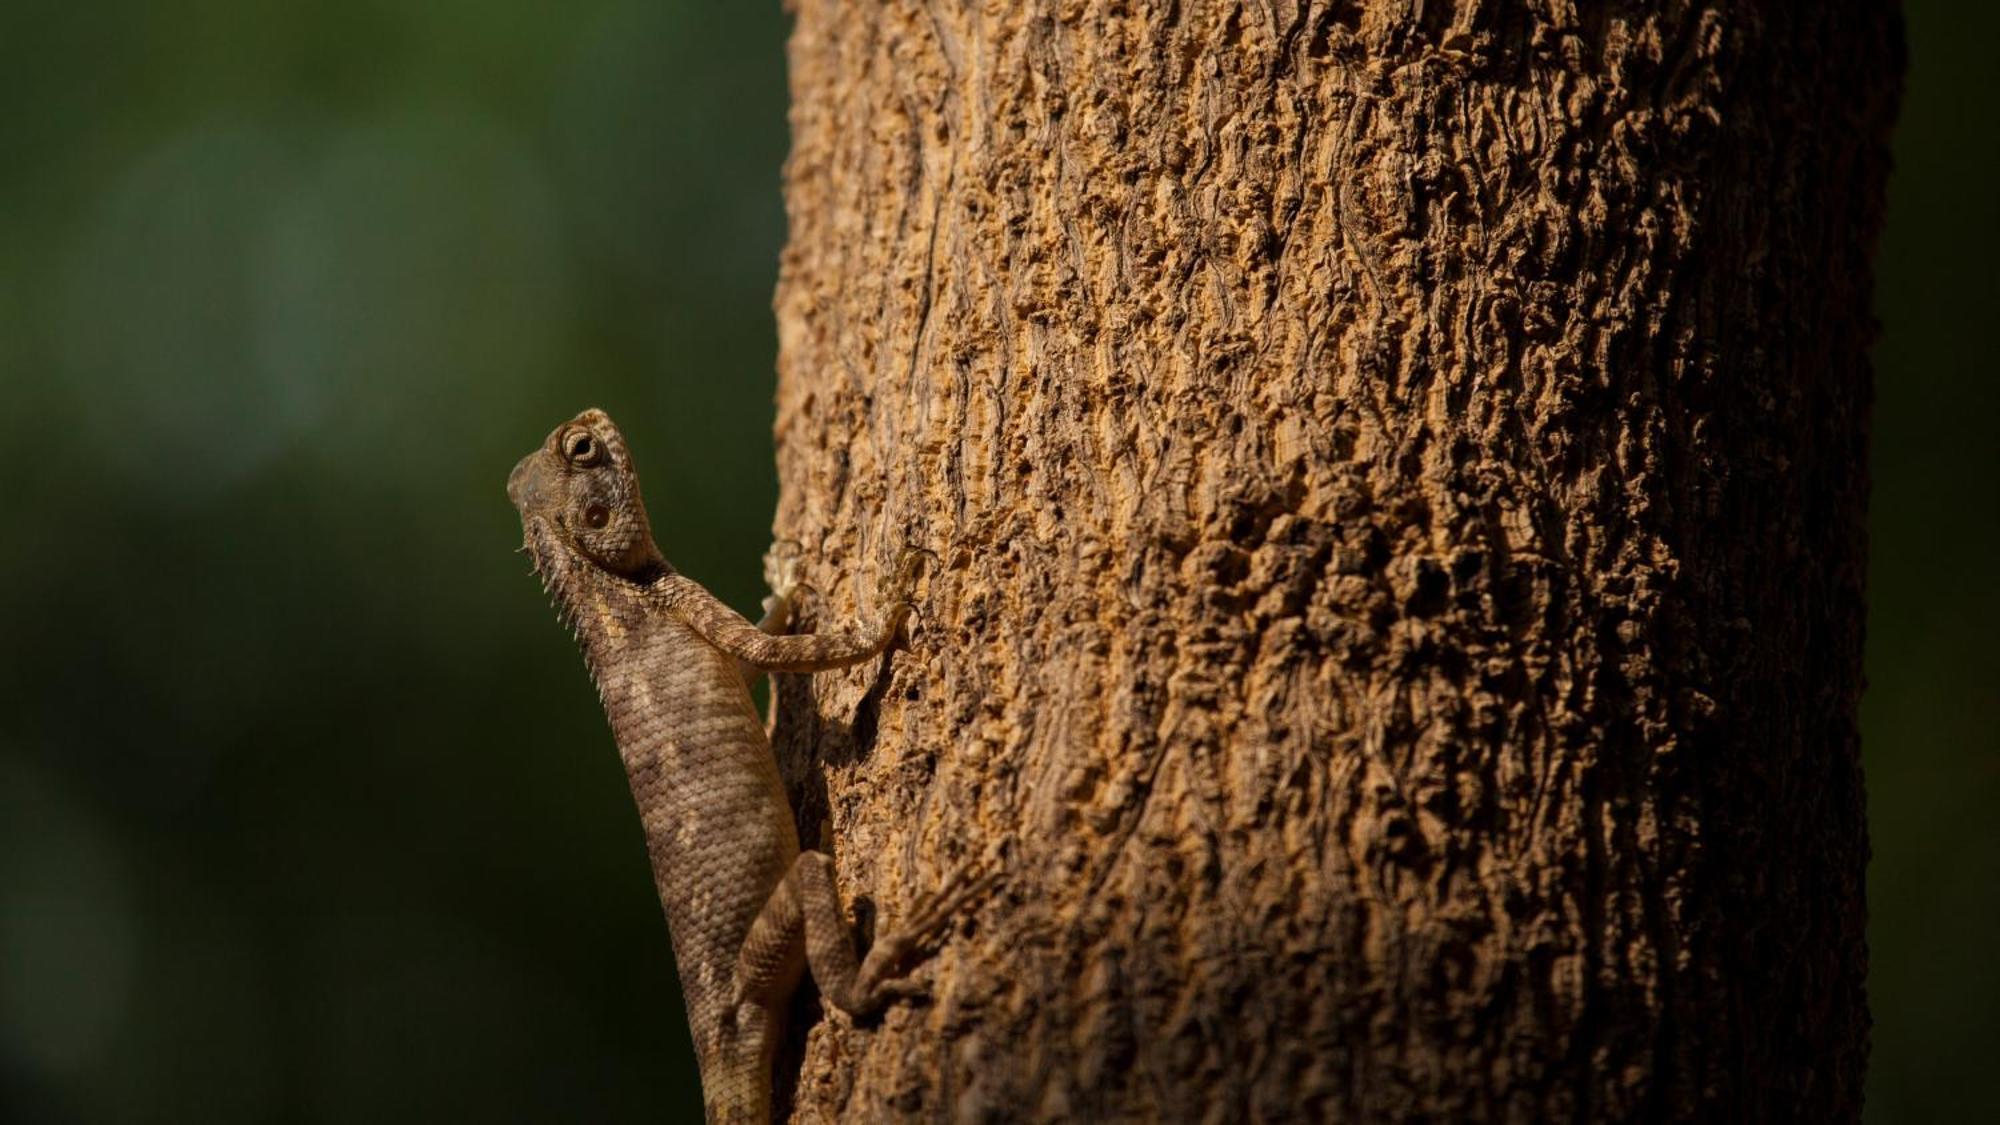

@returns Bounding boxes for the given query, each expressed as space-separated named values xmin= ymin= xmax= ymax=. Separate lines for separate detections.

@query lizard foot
xmin=886 ymin=545 xmax=937 ymax=604
xmin=850 ymin=856 xmax=1002 ymax=1008
xmin=758 ymin=539 xmax=819 ymax=630
xmin=878 ymin=546 xmax=937 ymax=640
xmin=762 ymin=538 xmax=809 ymax=602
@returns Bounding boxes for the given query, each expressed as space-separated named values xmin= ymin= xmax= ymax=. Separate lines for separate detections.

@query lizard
xmin=507 ymin=407 xmax=983 ymax=1123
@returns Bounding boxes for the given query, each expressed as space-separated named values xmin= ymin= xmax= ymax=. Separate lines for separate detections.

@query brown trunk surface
xmin=765 ymin=2 xmax=1899 ymax=1120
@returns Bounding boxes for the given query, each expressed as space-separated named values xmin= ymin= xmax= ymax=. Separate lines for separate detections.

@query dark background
xmin=0 ymin=3 xmax=1988 ymax=1122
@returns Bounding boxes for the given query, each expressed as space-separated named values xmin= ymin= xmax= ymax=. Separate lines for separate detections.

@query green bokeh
xmin=1 ymin=2 xmax=788 ymax=1120
xmin=0 ymin=4 xmax=1988 ymax=1122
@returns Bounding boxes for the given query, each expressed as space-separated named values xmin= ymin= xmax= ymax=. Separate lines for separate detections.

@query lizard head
xmin=508 ymin=408 xmax=669 ymax=594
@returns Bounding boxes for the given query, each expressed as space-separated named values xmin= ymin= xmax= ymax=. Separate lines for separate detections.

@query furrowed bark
xmin=767 ymin=2 xmax=1899 ymax=1120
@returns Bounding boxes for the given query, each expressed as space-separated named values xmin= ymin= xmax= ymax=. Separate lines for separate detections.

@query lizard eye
xmin=561 ymin=428 xmax=602 ymax=466
xmin=583 ymin=502 xmax=611 ymax=529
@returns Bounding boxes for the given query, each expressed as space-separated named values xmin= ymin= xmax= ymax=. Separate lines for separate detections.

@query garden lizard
xmin=508 ymin=408 xmax=981 ymax=1123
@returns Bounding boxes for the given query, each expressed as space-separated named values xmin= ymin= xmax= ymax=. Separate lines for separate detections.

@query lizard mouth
xmin=505 ymin=451 xmax=541 ymax=513
xmin=507 ymin=456 xmax=573 ymax=577
xmin=507 ymin=451 xmax=589 ymax=578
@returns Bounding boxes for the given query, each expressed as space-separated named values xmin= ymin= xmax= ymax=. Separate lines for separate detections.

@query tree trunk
xmin=766 ymin=2 xmax=1899 ymax=1120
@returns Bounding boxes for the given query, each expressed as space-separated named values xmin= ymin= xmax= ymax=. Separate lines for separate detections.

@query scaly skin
xmin=508 ymin=408 xmax=981 ymax=1123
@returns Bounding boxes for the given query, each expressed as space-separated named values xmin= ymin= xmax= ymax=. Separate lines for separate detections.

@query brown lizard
xmin=508 ymin=408 xmax=981 ymax=1123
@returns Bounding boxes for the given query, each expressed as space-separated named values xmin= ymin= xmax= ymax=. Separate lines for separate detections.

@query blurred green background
xmin=0 ymin=2 xmax=1988 ymax=1122
xmin=0 ymin=2 xmax=787 ymax=1120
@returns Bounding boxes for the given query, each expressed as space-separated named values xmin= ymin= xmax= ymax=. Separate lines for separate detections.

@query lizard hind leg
xmin=732 ymin=850 xmax=987 ymax=1019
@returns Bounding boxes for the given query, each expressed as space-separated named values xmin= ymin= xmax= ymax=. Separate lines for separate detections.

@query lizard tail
xmin=701 ymin=1053 xmax=773 ymax=1125
xmin=697 ymin=1005 xmax=781 ymax=1124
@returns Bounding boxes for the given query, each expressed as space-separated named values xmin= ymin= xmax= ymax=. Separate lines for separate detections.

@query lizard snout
xmin=507 ymin=452 xmax=542 ymax=513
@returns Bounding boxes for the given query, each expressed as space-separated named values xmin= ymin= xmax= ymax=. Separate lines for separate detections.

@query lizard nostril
xmin=584 ymin=503 xmax=610 ymax=529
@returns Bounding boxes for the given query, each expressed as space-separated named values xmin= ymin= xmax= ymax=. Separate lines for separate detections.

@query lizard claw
xmin=896 ymin=854 xmax=1002 ymax=953
xmin=871 ymin=975 xmax=933 ymax=1006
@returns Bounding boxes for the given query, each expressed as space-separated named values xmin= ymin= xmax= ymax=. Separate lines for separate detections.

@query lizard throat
xmin=520 ymin=517 xmax=668 ymax=685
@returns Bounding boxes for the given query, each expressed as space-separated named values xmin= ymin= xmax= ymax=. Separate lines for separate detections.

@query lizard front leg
xmin=730 ymin=852 xmax=991 ymax=1016
xmin=737 ymin=540 xmax=809 ymax=686
xmin=661 ymin=547 xmax=928 ymax=674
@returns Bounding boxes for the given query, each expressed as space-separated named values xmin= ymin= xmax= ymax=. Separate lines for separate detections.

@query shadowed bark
xmin=764 ymin=2 xmax=1900 ymax=1120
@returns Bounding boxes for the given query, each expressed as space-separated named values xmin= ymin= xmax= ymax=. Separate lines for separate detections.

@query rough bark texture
xmin=766 ymin=2 xmax=1899 ymax=1121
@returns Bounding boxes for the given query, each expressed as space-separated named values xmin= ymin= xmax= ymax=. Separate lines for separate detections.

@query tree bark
xmin=767 ymin=2 xmax=1898 ymax=1121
